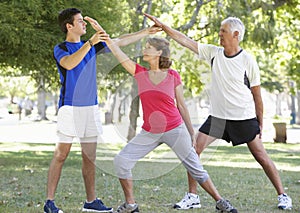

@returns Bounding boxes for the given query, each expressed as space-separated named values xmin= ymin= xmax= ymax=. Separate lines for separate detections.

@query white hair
xmin=221 ymin=17 xmax=245 ymax=42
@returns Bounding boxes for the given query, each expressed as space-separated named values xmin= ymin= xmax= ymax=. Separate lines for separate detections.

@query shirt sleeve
xmin=198 ymin=43 xmax=219 ymax=64
xmin=246 ymin=53 xmax=261 ymax=87
xmin=53 ymin=44 xmax=70 ymax=64
xmin=135 ymin=64 xmax=148 ymax=75
xmin=95 ymin=41 xmax=111 ymax=54
xmin=170 ymin=69 xmax=182 ymax=87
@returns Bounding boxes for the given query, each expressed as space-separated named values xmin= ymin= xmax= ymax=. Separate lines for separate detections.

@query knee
xmin=114 ymin=154 xmax=132 ymax=179
xmin=194 ymin=146 xmax=202 ymax=155
xmin=53 ymin=149 xmax=69 ymax=163
xmin=82 ymin=151 xmax=96 ymax=163
xmin=191 ymin=170 xmax=210 ymax=184
xmin=253 ymin=151 xmax=271 ymax=165
xmin=114 ymin=154 xmax=129 ymax=170
xmin=113 ymin=154 xmax=122 ymax=169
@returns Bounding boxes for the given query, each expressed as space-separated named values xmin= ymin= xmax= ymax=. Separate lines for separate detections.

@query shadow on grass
xmin=204 ymin=143 xmax=300 ymax=169
xmin=0 ymin=142 xmax=299 ymax=212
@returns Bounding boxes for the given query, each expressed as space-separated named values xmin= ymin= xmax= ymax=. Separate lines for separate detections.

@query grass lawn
xmin=0 ymin=141 xmax=299 ymax=213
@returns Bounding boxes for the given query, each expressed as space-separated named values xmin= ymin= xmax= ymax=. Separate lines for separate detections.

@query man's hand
xmin=84 ymin=16 xmax=105 ymax=32
xmin=144 ymin=13 xmax=164 ymax=28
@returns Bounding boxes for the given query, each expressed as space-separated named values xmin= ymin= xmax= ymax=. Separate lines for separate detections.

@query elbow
xmin=59 ymin=57 xmax=76 ymax=70
xmin=177 ymin=104 xmax=185 ymax=114
xmin=60 ymin=63 xmax=74 ymax=70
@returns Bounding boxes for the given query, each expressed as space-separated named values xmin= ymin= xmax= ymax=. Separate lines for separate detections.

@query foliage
xmin=1 ymin=0 xmax=298 ymax=94
xmin=0 ymin=76 xmax=36 ymax=102
xmin=0 ymin=0 xmax=128 ymax=92
xmin=0 ymin=0 xmax=299 ymax=124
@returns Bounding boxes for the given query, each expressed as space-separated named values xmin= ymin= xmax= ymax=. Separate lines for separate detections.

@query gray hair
xmin=221 ymin=17 xmax=245 ymax=42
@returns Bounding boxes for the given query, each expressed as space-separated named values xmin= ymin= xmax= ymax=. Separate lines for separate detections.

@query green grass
xmin=0 ymin=142 xmax=299 ymax=213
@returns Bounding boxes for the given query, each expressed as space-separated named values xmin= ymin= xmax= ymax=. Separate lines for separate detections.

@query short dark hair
xmin=58 ymin=8 xmax=81 ymax=34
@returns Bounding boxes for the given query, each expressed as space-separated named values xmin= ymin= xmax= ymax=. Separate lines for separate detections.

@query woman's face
xmin=142 ymin=42 xmax=161 ymax=62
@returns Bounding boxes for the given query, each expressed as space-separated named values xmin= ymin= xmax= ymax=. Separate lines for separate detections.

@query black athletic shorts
xmin=199 ymin=115 xmax=260 ymax=146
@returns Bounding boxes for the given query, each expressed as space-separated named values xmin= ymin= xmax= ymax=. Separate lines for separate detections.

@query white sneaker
xmin=173 ymin=192 xmax=201 ymax=210
xmin=278 ymin=193 xmax=292 ymax=210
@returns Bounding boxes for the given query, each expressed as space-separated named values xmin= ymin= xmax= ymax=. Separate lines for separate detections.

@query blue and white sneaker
xmin=82 ymin=198 xmax=113 ymax=212
xmin=278 ymin=193 xmax=292 ymax=210
xmin=44 ymin=200 xmax=63 ymax=213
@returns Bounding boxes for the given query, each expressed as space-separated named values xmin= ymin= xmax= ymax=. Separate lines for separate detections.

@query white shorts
xmin=57 ymin=105 xmax=103 ymax=143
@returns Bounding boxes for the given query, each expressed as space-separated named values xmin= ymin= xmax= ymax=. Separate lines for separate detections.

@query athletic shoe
xmin=278 ymin=193 xmax=292 ymax=210
xmin=216 ymin=199 xmax=238 ymax=213
xmin=173 ymin=192 xmax=201 ymax=210
xmin=44 ymin=200 xmax=63 ymax=213
xmin=82 ymin=198 xmax=113 ymax=212
xmin=115 ymin=202 xmax=139 ymax=213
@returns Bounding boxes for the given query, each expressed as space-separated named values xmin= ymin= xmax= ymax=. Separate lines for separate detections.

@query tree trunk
xmin=37 ymin=77 xmax=47 ymax=120
xmin=290 ymin=92 xmax=296 ymax=125
xmin=127 ymin=82 xmax=139 ymax=141
xmin=275 ymin=93 xmax=282 ymax=115
xmin=118 ymin=92 xmax=130 ymax=123
xmin=297 ymin=90 xmax=300 ymax=124
xmin=126 ymin=0 xmax=152 ymax=141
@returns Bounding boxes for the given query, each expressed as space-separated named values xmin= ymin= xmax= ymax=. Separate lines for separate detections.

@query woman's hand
xmin=191 ymin=133 xmax=197 ymax=148
xmin=146 ymin=25 xmax=163 ymax=34
xmin=89 ymin=31 xmax=110 ymax=46
xmin=84 ymin=16 xmax=105 ymax=32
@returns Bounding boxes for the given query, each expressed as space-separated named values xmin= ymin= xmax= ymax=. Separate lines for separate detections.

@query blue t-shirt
xmin=53 ymin=41 xmax=108 ymax=108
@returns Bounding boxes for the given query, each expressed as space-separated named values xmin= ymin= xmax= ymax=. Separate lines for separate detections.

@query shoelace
xmin=95 ymin=199 xmax=104 ymax=205
xmin=278 ymin=195 xmax=288 ymax=203
xmin=219 ymin=200 xmax=233 ymax=210
xmin=117 ymin=203 xmax=136 ymax=212
xmin=117 ymin=203 xmax=127 ymax=212
xmin=48 ymin=201 xmax=59 ymax=210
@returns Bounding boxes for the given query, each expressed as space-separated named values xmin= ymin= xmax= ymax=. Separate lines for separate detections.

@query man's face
xmin=218 ymin=23 xmax=234 ymax=47
xmin=69 ymin=13 xmax=87 ymax=35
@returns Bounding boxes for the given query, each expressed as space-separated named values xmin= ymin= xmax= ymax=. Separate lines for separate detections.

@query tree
xmin=1 ymin=0 xmax=298 ymax=130
xmin=0 ymin=0 xmax=128 ymax=119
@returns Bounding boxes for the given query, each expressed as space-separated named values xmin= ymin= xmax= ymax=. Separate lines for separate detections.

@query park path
xmin=0 ymin=107 xmax=299 ymax=144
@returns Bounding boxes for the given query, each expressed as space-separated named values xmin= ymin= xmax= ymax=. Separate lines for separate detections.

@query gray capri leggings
xmin=114 ymin=123 xmax=209 ymax=184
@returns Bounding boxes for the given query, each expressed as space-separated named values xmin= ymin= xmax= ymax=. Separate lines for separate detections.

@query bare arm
xmin=251 ymin=85 xmax=263 ymax=138
xmin=175 ymin=84 xmax=196 ymax=145
xmin=112 ymin=26 xmax=162 ymax=47
xmin=84 ymin=16 xmax=161 ymax=47
xmin=106 ymin=38 xmax=136 ymax=75
xmin=144 ymin=13 xmax=199 ymax=54
xmin=60 ymin=31 xmax=109 ymax=70
xmin=86 ymin=14 xmax=147 ymax=75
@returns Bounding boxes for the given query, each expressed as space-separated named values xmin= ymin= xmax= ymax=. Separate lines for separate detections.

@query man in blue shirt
xmin=44 ymin=8 xmax=161 ymax=213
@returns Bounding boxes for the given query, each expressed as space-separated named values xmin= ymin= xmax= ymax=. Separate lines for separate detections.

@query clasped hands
xmin=83 ymin=13 xmax=164 ymax=46
xmin=84 ymin=16 xmax=109 ymax=45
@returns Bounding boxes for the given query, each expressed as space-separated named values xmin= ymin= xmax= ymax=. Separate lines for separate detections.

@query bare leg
xmin=46 ymin=143 xmax=72 ymax=200
xmin=247 ymin=135 xmax=284 ymax=195
xmin=119 ymin=178 xmax=135 ymax=204
xmin=200 ymin=178 xmax=222 ymax=201
xmin=81 ymin=142 xmax=97 ymax=202
xmin=187 ymin=132 xmax=216 ymax=194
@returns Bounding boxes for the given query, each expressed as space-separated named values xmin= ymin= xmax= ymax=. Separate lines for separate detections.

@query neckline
xmin=147 ymin=70 xmax=169 ymax=86
xmin=223 ymin=49 xmax=243 ymax=58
